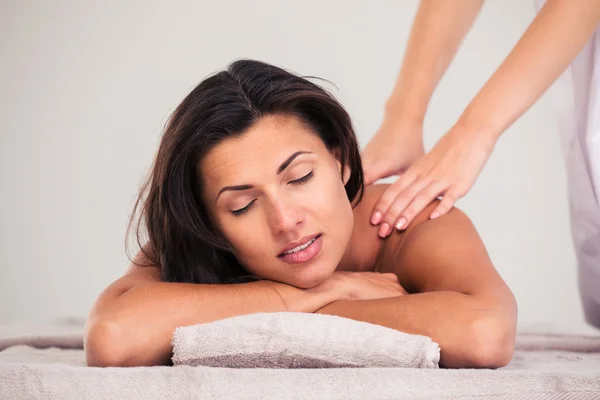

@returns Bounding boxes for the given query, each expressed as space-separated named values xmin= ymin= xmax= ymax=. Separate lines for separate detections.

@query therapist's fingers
xmin=389 ymin=181 xmax=449 ymax=233
xmin=379 ymin=272 xmax=400 ymax=283
xmin=375 ymin=178 xmax=431 ymax=238
xmin=429 ymin=189 xmax=460 ymax=220
xmin=370 ymin=170 xmax=419 ymax=226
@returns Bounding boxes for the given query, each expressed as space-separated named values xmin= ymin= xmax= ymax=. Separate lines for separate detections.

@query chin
xmin=293 ymin=279 xmax=323 ymax=290
xmin=291 ymin=262 xmax=337 ymax=289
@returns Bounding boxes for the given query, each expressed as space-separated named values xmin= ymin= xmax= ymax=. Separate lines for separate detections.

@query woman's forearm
xmin=459 ymin=0 xmax=600 ymax=140
xmin=386 ymin=0 xmax=484 ymax=123
xmin=85 ymin=278 xmax=339 ymax=367
xmin=315 ymin=291 xmax=517 ymax=368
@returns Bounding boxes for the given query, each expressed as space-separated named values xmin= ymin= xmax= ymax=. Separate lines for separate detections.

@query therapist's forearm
xmin=459 ymin=0 xmax=600 ymax=140
xmin=315 ymin=291 xmax=516 ymax=368
xmin=386 ymin=0 xmax=484 ymax=123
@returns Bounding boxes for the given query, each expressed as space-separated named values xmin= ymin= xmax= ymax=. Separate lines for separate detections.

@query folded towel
xmin=172 ymin=312 xmax=440 ymax=369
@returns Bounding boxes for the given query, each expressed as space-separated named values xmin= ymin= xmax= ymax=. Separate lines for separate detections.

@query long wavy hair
xmin=126 ymin=60 xmax=364 ymax=284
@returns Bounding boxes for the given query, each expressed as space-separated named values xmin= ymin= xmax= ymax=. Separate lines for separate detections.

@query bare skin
xmin=363 ymin=0 xmax=600 ymax=233
xmin=320 ymin=185 xmax=517 ymax=368
xmin=85 ymin=183 xmax=516 ymax=368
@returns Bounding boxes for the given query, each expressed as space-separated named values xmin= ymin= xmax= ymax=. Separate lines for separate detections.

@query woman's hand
xmin=369 ymin=123 xmax=496 ymax=237
xmin=361 ymin=117 xmax=425 ymax=186
xmin=313 ymin=271 xmax=408 ymax=301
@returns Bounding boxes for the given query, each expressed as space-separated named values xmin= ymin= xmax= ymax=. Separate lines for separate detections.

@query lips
xmin=278 ymin=234 xmax=323 ymax=264
xmin=278 ymin=233 xmax=322 ymax=257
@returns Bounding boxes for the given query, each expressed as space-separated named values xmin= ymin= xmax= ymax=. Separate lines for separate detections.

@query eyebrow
xmin=216 ymin=151 xmax=313 ymax=200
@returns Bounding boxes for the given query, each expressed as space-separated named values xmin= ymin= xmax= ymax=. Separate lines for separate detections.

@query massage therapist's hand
xmin=369 ymin=123 xmax=496 ymax=237
xmin=317 ymin=271 xmax=408 ymax=301
xmin=361 ymin=117 xmax=425 ymax=186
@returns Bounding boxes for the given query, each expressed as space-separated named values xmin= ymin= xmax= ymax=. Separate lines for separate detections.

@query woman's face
xmin=200 ymin=113 xmax=354 ymax=288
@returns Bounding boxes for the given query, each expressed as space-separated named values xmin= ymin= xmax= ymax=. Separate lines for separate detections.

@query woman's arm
xmin=460 ymin=0 xmax=600 ymax=139
xmin=384 ymin=0 xmax=484 ymax=123
xmin=369 ymin=0 xmax=600 ymax=233
xmin=361 ymin=0 xmax=483 ymax=186
xmin=316 ymin=201 xmax=517 ymax=368
xmin=85 ymin=252 xmax=344 ymax=367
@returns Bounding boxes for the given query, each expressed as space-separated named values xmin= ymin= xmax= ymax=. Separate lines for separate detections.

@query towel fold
xmin=172 ymin=312 xmax=440 ymax=369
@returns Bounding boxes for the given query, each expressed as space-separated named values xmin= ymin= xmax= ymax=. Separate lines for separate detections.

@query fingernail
xmin=371 ymin=211 xmax=382 ymax=225
xmin=395 ymin=218 xmax=406 ymax=230
xmin=430 ymin=212 xmax=440 ymax=219
xmin=378 ymin=223 xmax=391 ymax=238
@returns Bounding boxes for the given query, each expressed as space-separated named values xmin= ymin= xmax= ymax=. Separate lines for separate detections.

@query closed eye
xmin=289 ymin=171 xmax=314 ymax=185
xmin=231 ymin=171 xmax=314 ymax=217
xmin=231 ymin=199 xmax=256 ymax=216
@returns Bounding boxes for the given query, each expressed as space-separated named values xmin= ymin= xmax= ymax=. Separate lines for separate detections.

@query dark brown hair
xmin=127 ymin=59 xmax=364 ymax=284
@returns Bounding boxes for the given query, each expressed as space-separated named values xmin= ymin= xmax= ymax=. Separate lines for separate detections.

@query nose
xmin=267 ymin=194 xmax=305 ymax=235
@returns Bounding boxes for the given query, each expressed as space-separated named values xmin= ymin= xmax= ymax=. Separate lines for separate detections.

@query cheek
xmin=219 ymin=218 xmax=271 ymax=269
xmin=310 ymin=170 xmax=354 ymax=236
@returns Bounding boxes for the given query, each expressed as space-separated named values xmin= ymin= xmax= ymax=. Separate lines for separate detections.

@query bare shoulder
xmin=339 ymin=184 xmax=393 ymax=272
xmin=371 ymin=191 xmax=475 ymax=272
xmin=124 ymin=248 xmax=162 ymax=280
xmin=370 ymin=192 xmax=503 ymax=297
xmin=361 ymin=184 xmax=448 ymax=272
xmin=95 ymin=249 xmax=161 ymax=306
xmin=350 ymin=182 xmax=448 ymax=237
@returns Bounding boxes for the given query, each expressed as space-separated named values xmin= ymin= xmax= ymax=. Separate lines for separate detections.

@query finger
xmin=397 ymin=286 xmax=408 ymax=295
xmin=393 ymin=181 xmax=448 ymax=231
xmin=370 ymin=170 xmax=418 ymax=226
xmin=381 ymin=273 xmax=399 ymax=282
xmin=362 ymin=159 xmax=395 ymax=186
xmin=362 ymin=165 xmax=374 ymax=186
xmin=429 ymin=189 xmax=459 ymax=219
xmin=378 ymin=178 xmax=430 ymax=237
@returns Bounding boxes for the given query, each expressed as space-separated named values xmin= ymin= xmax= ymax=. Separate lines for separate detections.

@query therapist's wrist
xmin=456 ymin=106 xmax=504 ymax=146
xmin=383 ymin=97 xmax=427 ymax=128
xmin=451 ymin=116 xmax=499 ymax=155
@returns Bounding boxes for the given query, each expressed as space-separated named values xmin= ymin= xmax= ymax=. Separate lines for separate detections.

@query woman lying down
xmin=84 ymin=60 xmax=517 ymax=369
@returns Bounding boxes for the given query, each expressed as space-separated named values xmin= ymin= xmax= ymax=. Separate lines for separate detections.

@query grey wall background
xmin=1 ymin=0 xmax=595 ymax=333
